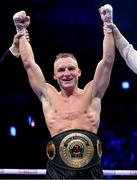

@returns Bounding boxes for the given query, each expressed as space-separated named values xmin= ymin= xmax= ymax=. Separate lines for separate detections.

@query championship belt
xmin=59 ymin=132 xmax=94 ymax=168
xmin=46 ymin=130 xmax=102 ymax=170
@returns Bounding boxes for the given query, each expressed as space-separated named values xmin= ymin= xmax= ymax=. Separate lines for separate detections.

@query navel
xmin=54 ymin=109 xmax=58 ymax=113
xmin=84 ymin=110 xmax=87 ymax=114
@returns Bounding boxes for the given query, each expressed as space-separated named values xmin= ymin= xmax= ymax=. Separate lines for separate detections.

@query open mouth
xmin=62 ymin=78 xmax=73 ymax=82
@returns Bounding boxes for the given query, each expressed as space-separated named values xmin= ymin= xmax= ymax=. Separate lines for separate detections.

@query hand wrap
xmin=13 ymin=11 xmax=30 ymax=32
xmin=99 ymin=4 xmax=113 ymax=33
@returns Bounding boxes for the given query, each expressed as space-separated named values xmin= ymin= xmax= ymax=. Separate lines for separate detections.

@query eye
xmin=58 ymin=68 xmax=65 ymax=72
xmin=68 ymin=67 xmax=76 ymax=71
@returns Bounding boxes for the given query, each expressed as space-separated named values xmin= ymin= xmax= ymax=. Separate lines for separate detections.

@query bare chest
xmin=43 ymin=95 xmax=100 ymax=136
xmin=54 ymin=96 xmax=87 ymax=114
xmin=46 ymin=96 xmax=99 ymax=124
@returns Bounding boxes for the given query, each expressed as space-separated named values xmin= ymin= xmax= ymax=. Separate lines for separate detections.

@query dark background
xmin=0 ymin=0 xmax=137 ymax=179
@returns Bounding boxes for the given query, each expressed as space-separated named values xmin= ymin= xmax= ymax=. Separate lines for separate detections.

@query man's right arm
xmin=112 ymin=23 xmax=137 ymax=74
xmin=13 ymin=10 xmax=54 ymax=102
xmin=19 ymin=34 xmax=51 ymax=102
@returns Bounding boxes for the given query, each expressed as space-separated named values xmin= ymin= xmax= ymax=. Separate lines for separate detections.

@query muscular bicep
xmin=25 ymin=61 xmax=47 ymax=100
xmin=19 ymin=36 xmax=52 ymax=101
xmin=92 ymin=59 xmax=113 ymax=98
xmin=91 ymin=31 xmax=114 ymax=98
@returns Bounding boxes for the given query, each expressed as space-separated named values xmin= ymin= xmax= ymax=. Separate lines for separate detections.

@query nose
xmin=64 ymin=68 xmax=71 ymax=76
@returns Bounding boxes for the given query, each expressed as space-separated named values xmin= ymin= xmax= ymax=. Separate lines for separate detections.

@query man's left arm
xmin=92 ymin=4 xmax=115 ymax=99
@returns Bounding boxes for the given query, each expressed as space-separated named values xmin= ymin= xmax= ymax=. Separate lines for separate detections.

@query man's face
xmin=54 ymin=57 xmax=81 ymax=90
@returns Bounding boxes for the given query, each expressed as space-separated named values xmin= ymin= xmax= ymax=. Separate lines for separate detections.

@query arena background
xmin=0 ymin=0 xmax=137 ymax=179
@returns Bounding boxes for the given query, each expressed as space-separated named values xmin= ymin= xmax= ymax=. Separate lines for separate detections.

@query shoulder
xmin=83 ymin=80 xmax=94 ymax=91
xmin=46 ymin=83 xmax=59 ymax=93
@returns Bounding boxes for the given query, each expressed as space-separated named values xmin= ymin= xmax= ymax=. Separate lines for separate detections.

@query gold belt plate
xmin=59 ymin=132 xmax=94 ymax=168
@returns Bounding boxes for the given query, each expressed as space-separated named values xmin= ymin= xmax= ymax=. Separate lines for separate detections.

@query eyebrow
xmin=57 ymin=65 xmax=76 ymax=71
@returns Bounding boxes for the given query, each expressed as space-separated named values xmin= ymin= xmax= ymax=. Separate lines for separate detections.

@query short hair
xmin=54 ymin=52 xmax=77 ymax=63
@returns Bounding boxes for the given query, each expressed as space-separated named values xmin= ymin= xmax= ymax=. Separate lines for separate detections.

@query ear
xmin=78 ymin=69 xmax=81 ymax=77
xmin=53 ymin=74 xmax=57 ymax=80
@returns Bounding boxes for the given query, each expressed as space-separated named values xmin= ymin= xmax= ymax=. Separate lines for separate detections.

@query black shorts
xmin=45 ymin=160 xmax=103 ymax=179
xmin=46 ymin=129 xmax=103 ymax=179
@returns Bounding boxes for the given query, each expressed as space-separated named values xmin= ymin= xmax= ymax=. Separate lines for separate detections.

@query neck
xmin=60 ymin=87 xmax=80 ymax=97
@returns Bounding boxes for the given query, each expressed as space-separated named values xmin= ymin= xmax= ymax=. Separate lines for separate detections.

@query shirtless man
xmin=12 ymin=4 xmax=115 ymax=179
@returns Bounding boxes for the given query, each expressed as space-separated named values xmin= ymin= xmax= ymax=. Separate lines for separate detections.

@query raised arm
xmin=12 ymin=10 xmax=52 ymax=101
xmin=92 ymin=4 xmax=115 ymax=99
xmin=19 ymin=35 xmax=47 ymax=100
xmin=108 ymin=23 xmax=137 ymax=74
xmin=92 ymin=29 xmax=115 ymax=98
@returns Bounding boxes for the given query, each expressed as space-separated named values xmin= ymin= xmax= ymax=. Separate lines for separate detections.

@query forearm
xmin=19 ymin=36 xmax=35 ymax=67
xmin=103 ymin=32 xmax=115 ymax=64
xmin=92 ymin=32 xmax=115 ymax=98
xmin=114 ymin=28 xmax=137 ymax=73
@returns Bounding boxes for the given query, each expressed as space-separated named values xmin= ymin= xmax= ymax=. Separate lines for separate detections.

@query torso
xmin=41 ymin=85 xmax=101 ymax=137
